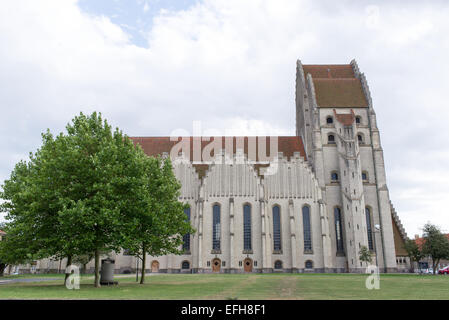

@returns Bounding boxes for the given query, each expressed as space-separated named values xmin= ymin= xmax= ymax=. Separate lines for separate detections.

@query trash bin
xmin=100 ymin=258 xmax=118 ymax=285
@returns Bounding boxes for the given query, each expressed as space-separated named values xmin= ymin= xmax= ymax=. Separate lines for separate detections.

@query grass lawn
xmin=0 ymin=273 xmax=448 ymax=300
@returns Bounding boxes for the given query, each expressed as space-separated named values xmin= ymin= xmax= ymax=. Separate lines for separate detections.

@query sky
xmin=0 ymin=0 xmax=448 ymax=237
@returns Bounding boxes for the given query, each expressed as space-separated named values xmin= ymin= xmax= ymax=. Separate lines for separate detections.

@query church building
xmin=120 ymin=59 xmax=408 ymax=274
xmin=15 ymin=60 xmax=410 ymax=274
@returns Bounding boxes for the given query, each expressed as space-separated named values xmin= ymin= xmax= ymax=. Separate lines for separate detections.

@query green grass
xmin=0 ymin=273 xmax=448 ymax=300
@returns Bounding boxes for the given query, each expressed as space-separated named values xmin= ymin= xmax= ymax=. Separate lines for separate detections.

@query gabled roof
xmin=0 ymin=230 xmax=6 ymax=235
xmin=302 ymin=64 xmax=368 ymax=108
xmin=130 ymin=136 xmax=307 ymax=162
xmin=303 ymin=64 xmax=355 ymax=79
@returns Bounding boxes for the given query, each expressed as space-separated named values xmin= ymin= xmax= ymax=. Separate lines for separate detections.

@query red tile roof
xmin=415 ymin=233 xmax=449 ymax=248
xmin=130 ymin=136 xmax=306 ymax=162
xmin=303 ymin=64 xmax=355 ymax=79
xmin=415 ymin=234 xmax=449 ymax=249
xmin=302 ymin=64 xmax=368 ymax=108
xmin=333 ymin=109 xmax=356 ymax=126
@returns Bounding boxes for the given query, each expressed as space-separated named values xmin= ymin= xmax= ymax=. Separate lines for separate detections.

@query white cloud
xmin=0 ymin=0 xmax=449 ymax=236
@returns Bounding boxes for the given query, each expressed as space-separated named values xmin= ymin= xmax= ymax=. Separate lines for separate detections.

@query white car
xmin=420 ymin=268 xmax=434 ymax=274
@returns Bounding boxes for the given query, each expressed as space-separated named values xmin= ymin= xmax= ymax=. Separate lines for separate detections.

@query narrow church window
xmin=328 ymin=134 xmax=335 ymax=144
xmin=365 ymin=207 xmax=374 ymax=251
xmin=212 ymin=204 xmax=221 ymax=251
xmin=362 ymin=171 xmax=368 ymax=182
xmin=243 ymin=204 xmax=252 ymax=251
xmin=334 ymin=207 xmax=344 ymax=254
xmin=356 ymin=116 xmax=361 ymax=124
xmin=331 ymin=172 xmax=339 ymax=182
xmin=182 ymin=207 xmax=191 ymax=252
xmin=303 ymin=206 xmax=312 ymax=252
xmin=326 ymin=116 xmax=333 ymax=124
xmin=358 ymin=134 xmax=363 ymax=143
xmin=273 ymin=205 xmax=282 ymax=252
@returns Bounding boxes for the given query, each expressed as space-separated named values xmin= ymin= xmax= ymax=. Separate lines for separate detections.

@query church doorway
xmin=212 ymin=258 xmax=221 ymax=273
xmin=244 ymin=258 xmax=253 ymax=272
xmin=151 ymin=260 xmax=159 ymax=273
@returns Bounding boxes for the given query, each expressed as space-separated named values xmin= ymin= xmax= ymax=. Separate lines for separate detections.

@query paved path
xmin=0 ymin=278 xmax=59 ymax=284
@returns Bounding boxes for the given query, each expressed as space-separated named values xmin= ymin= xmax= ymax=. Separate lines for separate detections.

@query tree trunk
xmin=94 ymin=248 xmax=101 ymax=288
xmin=140 ymin=243 xmax=146 ymax=284
xmin=64 ymin=255 xmax=72 ymax=284
xmin=0 ymin=263 xmax=6 ymax=277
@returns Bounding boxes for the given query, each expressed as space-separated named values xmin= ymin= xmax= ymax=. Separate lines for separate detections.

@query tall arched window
xmin=212 ymin=204 xmax=221 ymax=251
xmin=328 ymin=134 xmax=336 ymax=144
xmin=365 ymin=207 xmax=374 ymax=251
xmin=182 ymin=207 xmax=191 ymax=252
xmin=272 ymin=205 xmax=282 ymax=252
xmin=334 ymin=207 xmax=344 ymax=254
xmin=302 ymin=206 xmax=312 ymax=253
xmin=243 ymin=204 xmax=252 ymax=251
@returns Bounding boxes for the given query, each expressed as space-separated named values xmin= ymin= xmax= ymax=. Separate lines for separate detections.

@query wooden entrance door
xmin=244 ymin=258 xmax=253 ymax=272
xmin=151 ymin=260 xmax=159 ymax=273
xmin=212 ymin=258 xmax=221 ymax=272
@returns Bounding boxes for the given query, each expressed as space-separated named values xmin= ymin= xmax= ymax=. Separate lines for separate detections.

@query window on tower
xmin=328 ymin=134 xmax=336 ymax=144
xmin=357 ymin=134 xmax=364 ymax=144
xmin=326 ymin=116 xmax=333 ymax=124
xmin=331 ymin=172 xmax=339 ymax=182
xmin=362 ymin=171 xmax=368 ymax=182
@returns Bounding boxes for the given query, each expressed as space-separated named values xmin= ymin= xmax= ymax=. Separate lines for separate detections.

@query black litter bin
xmin=100 ymin=258 xmax=118 ymax=285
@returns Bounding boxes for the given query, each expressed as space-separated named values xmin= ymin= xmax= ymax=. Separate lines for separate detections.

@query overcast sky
xmin=1 ymin=0 xmax=448 ymax=237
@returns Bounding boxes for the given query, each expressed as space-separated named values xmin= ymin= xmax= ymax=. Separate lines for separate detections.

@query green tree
xmin=72 ymin=253 xmax=95 ymax=274
xmin=123 ymin=156 xmax=195 ymax=284
xmin=0 ymin=224 xmax=36 ymax=276
xmin=404 ymin=239 xmax=424 ymax=273
xmin=422 ymin=223 xmax=449 ymax=274
xmin=1 ymin=112 xmax=151 ymax=287
xmin=359 ymin=245 xmax=373 ymax=266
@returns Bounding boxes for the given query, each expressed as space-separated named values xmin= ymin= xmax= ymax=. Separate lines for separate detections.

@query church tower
xmin=295 ymin=59 xmax=398 ymax=272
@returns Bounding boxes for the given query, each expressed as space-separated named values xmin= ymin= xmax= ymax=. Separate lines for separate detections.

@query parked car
xmin=419 ymin=268 xmax=434 ymax=274
xmin=438 ymin=266 xmax=449 ymax=275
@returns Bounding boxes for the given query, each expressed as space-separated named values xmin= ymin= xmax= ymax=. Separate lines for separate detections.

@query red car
xmin=438 ymin=266 xmax=449 ymax=274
